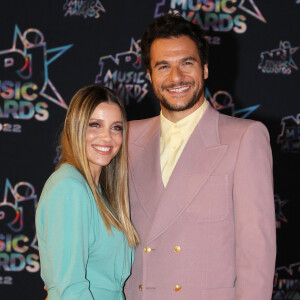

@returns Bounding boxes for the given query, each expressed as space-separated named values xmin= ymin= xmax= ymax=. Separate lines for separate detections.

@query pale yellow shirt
xmin=160 ymin=100 xmax=208 ymax=187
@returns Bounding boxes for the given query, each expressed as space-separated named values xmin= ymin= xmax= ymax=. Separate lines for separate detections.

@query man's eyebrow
xmin=153 ymin=56 xmax=198 ymax=68
xmin=153 ymin=60 xmax=169 ymax=68
xmin=181 ymin=56 xmax=197 ymax=62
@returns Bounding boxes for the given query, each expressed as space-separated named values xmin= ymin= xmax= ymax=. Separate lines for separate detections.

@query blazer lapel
xmin=129 ymin=117 xmax=165 ymax=219
xmin=146 ymin=105 xmax=228 ymax=243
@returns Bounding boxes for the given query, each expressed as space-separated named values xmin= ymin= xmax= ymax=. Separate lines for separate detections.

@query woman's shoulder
xmin=46 ymin=164 xmax=85 ymax=187
xmin=36 ymin=164 xmax=96 ymax=243
xmin=40 ymin=164 xmax=92 ymax=204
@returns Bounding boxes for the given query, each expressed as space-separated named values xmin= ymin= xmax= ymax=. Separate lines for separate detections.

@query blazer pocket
xmin=186 ymin=175 xmax=230 ymax=222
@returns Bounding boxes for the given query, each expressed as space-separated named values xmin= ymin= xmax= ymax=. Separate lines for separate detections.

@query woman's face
xmin=86 ymin=102 xmax=123 ymax=179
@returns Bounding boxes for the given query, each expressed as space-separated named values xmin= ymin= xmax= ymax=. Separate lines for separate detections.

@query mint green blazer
xmin=36 ymin=163 xmax=134 ymax=300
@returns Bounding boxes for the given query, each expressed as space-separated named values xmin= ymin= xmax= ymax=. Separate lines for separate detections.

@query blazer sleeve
xmin=233 ymin=121 xmax=276 ymax=300
xmin=41 ymin=177 xmax=94 ymax=300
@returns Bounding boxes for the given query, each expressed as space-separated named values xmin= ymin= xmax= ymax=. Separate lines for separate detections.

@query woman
xmin=35 ymin=84 xmax=139 ymax=300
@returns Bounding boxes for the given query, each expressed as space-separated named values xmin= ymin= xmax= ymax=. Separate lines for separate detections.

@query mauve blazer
xmin=125 ymin=105 xmax=276 ymax=300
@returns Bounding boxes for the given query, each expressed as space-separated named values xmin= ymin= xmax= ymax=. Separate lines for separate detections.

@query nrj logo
xmin=0 ymin=179 xmax=39 ymax=273
xmin=258 ymin=41 xmax=299 ymax=75
xmin=63 ymin=0 xmax=106 ymax=19
xmin=273 ymin=262 xmax=300 ymax=299
xmin=205 ymin=87 xmax=259 ymax=118
xmin=0 ymin=25 xmax=72 ymax=122
xmin=95 ymin=38 xmax=149 ymax=105
xmin=274 ymin=194 xmax=288 ymax=229
xmin=154 ymin=0 xmax=266 ymax=34
xmin=277 ymin=113 xmax=300 ymax=153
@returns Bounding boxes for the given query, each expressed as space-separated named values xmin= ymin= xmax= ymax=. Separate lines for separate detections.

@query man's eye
xmin=158 ymin=65 xmax=168 ymax=70
xmin=183 ymin=61 xmax=193 ymax=65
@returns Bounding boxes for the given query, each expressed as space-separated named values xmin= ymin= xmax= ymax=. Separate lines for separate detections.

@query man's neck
xmin=161 ymin=98 xmax=205 ymax=123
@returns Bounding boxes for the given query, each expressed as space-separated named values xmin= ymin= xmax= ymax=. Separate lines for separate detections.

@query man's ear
xmin=204 ymin=64 xmax=208 ymax=80
xmin=147 ymin=70 xmax=152 ymax=83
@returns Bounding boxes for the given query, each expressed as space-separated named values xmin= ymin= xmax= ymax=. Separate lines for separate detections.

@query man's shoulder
xmin=218 ymin=111 xmax=254 ymax=126
xmin=218 ymin=110 xmax=265 ymax=130
xmin=128 ymin=116 xmax=160 ymax=140
xmin=217 ymin=112 xmax=269 ymax=142
xmin=129 ymin=115 xmax=159 ymax=128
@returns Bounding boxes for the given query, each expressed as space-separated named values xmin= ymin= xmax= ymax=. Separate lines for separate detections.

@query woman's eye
xmin=112 ymin=125 xmax=123 ymax=131
xmin=89 ymin=122 xmax=100 ymax=128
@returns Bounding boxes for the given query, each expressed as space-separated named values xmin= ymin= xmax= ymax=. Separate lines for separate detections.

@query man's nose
xmin=169 ymin=66 xmax=183 ymax=83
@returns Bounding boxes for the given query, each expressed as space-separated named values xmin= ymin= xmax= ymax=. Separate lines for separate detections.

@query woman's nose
xmin=100 ymin=128 xmax=112 ymax=141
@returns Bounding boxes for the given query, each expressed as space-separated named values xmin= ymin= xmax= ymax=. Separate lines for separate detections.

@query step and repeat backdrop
xmin=0 ymin=1 xmax=299 ymax=299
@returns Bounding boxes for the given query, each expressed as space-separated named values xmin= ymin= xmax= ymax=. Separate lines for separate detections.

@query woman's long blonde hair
xmin=57 ymin=84 xmax=139 ymax=247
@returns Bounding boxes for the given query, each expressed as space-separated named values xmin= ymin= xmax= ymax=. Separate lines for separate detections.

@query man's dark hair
xmin=141 ymin=13 xmax=209 ymax=73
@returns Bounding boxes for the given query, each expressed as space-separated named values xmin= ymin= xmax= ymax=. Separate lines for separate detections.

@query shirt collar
xmin=160 ymin=100 xmax=208 ymax=139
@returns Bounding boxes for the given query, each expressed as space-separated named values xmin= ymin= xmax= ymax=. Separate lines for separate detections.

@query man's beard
xmin=154 ymin=80 xmax=204 ymax=112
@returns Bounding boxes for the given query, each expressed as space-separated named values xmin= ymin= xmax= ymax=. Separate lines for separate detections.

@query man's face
xmin=147 ymin=35 xmax=208 ymax=121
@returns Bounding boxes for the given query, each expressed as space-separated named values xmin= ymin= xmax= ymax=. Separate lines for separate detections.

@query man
xmin=125 ymin=14 xmax=276 ymax=300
